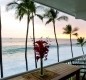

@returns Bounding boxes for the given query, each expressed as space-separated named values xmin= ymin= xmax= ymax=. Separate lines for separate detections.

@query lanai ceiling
xmin=33 ymin=0 xmax=86 ymax=20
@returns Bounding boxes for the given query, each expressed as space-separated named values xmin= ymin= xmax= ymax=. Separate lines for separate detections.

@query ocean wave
xmin=2 ymin=44 xmax=86 ymax=54
xmin=2 ymin=46 xmax=33 ymax=54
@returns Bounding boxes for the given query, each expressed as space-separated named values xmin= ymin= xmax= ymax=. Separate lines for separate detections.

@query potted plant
xmin=34 ymin=40 xmax=49 ymax=76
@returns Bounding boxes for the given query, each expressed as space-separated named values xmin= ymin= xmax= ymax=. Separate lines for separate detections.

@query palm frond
xmin=63 ymin=31 xmax=70 ymax=34
xmin=63 ymin=27 xmax=69 ymax=31
xmin=50 ymin=9 xmax=57 ymax=19
xmin=15 ymin=4 xmax=28 ymax=20
xmin=44 ymin=8 xmax=57 ymax=19
xmin=16 ymin=11 xmax=24 ymax=20
xmin=46 ymin=18 xmax=52 ymax=25
xmin=73 ymin=33 xmax=78 ymax=36
xmin=6 ymin=0 xmax=37 ymax=21
xmin=57 ymin=16 xmax=68 ymax=21
xmin=63 ymin=24 xmax=72 ymax=34
xmin=6 ymin=1 xmax=18 ymax=11
xmin=72 ymin=27 xmax=79 ymax=33
xmin=77 ymin=37 xmax=84 ymax=45
xmin=29 ymin=1 xmax=36 ymax=13
xmin=36 ymin=14 xmax=43 ymax=21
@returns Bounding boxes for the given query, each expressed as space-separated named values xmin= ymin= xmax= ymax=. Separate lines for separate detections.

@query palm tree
xmin=6 ymin=0 xmax=43 ymax=69
xmin=6 ymin=0 xmax=33 ymax=71
xmin=63 ymin=24 xmax=78 ymax=57
xmin=44 ymin=8 xmax=68 ymax=62
xmin=0 ymin=7 xmax=3 ymax=78
xmin=77 ymin=37 xmax=86 ymax=55
xmin=28 ymin=1 xmax=43 ymax=68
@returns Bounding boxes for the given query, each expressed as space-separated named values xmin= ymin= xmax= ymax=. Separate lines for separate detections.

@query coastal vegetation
xmin=28 ymin=1 xmax=43 ymax=68
xmin=44 ymin=8 xmax=68 ymax=62
xmin=6 ymin=0 xmax=43 ymax=70
xmin=5 ymin=0 xmax=86 ymax=76
xmin=63 ymin=24 xmax=78 ymax=57
xmin=6 ymin=0 xmax=35 ymax=71
xmin=77 ymin=37 xmax=86 ymax=54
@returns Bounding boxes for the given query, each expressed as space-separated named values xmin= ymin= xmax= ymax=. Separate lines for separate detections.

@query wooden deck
xmin=2 ymin=63 xmax=80 ymax=80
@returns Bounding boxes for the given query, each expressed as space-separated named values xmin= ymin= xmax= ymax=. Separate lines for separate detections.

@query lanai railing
xmin=46 ymin=54 xmax=86 ymax=75
xmin=0 ymin=54 xmax=86 ymax=79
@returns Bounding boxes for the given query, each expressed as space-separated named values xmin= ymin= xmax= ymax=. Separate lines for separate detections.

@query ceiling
xmin=33 ymin=0 xmax=86 ymax=20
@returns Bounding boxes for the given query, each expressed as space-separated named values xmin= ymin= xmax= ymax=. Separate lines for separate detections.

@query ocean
xmin=1 ymin=38 xmax=86 ymax=77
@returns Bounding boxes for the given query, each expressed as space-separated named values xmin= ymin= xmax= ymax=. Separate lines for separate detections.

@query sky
xmin=0 ymin=0 xmax=86 ymax=39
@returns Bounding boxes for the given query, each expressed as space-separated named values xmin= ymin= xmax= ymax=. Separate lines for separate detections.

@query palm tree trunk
xmin=32 ymin=13 xmax=37 ymax=68
xmin=0 ymin=7 xmax=3 ymax=78
xmin=70 ymin=34 xmax=73 ymax=58
xmin=25 ymin=15 xmax=30 ymax=71
xmin=53 ymin=20 xmax=59 ymax=62
xmin=81 ymin=45 xmax=84 ymax=55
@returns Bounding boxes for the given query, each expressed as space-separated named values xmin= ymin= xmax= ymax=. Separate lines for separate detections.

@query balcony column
xmin=0 ymin=7 xmax=3 ymax=78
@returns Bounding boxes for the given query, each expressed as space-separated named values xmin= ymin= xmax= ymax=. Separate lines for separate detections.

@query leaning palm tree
xmin=44 ymin=8 xmax=68 ymax=62
xmin=6 ymin=0 xmax=43 ymax=69
xmin=77 ymin=37 xmax=86 ymax=55
xmin=6 ymin=0 xmax=33 ymax=71
xmin=63 ymin=24 xmax=78 ymax=58
xmin=29 ymin=1 xmax=43 ymax=68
